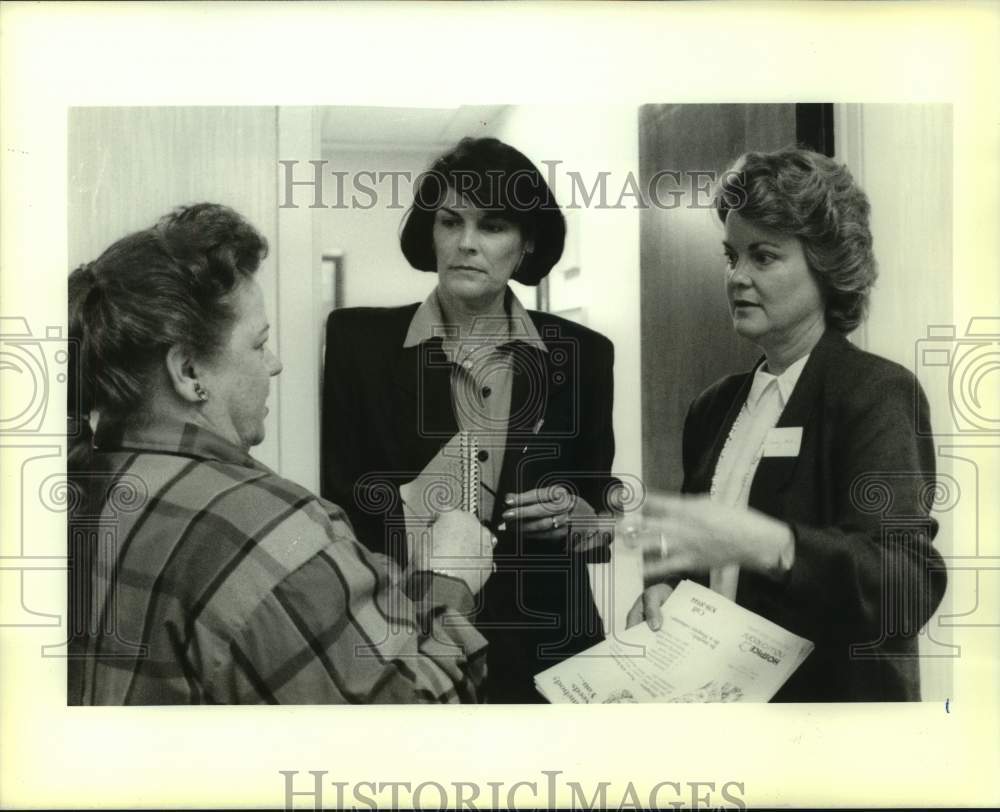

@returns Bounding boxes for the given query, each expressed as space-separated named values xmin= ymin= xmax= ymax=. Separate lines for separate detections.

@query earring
xmin=193 ymin=381 xmax=209 ymax=402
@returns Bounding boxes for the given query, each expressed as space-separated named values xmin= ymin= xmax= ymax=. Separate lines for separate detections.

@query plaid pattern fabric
xmin=73 ymin=420 xmax=486 ymax=704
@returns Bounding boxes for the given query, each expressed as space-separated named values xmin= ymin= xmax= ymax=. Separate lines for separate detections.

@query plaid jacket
xmin=71 ymin=420 xmax=487 ymax=704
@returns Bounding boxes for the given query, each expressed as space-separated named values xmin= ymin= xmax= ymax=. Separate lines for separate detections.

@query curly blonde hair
xmin=714 ymin=146 xmax=877 ymax=333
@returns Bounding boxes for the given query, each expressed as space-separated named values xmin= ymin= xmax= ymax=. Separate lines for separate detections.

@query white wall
xmin=317 ymin=146 xmax=439 ymax=310
xmin=837 ymin=104 xmax=954 ymax=366
xmin=836 ymin=103 xmax=955 ymax=700
xmin=276 ymin=108 xmax=323 ymax=493
xmin=485 ymin=106 xmax=643 ymax=484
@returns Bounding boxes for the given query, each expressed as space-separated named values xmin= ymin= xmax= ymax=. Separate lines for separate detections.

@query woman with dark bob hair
xmin=628 ymin=147 xmax=947 ymax=701
xmin=322 ymin=137 xmax=620 ymax=703
xmin=68 ymin=202 xmax=494 ymax=704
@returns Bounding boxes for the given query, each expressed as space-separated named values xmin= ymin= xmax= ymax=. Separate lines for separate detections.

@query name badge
xmin=763 ymin=427 xmax=802 ymax=457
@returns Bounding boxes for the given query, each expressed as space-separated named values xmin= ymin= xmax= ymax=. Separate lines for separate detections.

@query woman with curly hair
xmin=68 ymin=203 xmax=493 ymax=704
xmin=628 ymin=147 xmax=947 ymax=701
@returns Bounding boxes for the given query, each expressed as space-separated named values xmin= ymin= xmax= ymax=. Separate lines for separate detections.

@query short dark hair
xmin=68 ymin=203 xmax=268 ymax=425
xmin=714 ymin=146 xmax=877 ymax=333
xmin=399 ymin=137 xmax=565 ymax=286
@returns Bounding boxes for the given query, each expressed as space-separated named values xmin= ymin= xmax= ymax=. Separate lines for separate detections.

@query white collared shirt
xmin=709 ymin=353 xmax=809 ymax=600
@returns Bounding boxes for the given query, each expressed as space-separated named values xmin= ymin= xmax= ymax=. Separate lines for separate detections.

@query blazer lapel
xmin=491 ymin=342 xmax=546 ymax=525
xmin=493 ymin=336 xmax=586 ymax=530
xmin=391 ymin=339 xmax=457 ymax=469
xmin=506 ymin=342 xmax=550 ymax=436
xmin=748 ymin=330 xmax=839 ymax=516
xmin=686 ymin=372 xmax=756 ymax=494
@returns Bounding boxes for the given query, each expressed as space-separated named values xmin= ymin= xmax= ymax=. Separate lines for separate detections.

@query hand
xmin=417 ymin=509 xmax=496 ymax=595
xmin=632 ymin=494 xmax=794 ymax=581
xmin=501 ymin=487 xmax=613 ymax=550
xmin=625 ymin=582 xmax=675 ymax=631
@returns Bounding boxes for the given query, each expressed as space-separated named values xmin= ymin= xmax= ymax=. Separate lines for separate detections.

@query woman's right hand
xmin=625 ymin=582 xmax=675 ymax=631
xmin=425 ymin=510 xmax=496 ymax=595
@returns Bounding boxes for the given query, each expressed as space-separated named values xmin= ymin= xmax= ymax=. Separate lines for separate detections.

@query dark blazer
xmin=322 ymin=300 xmax=617 ymax=702
xmin=682 ymin=330 xmax=947 ymax=701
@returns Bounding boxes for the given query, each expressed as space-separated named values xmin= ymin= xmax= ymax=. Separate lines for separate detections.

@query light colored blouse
xmin=709 ymin=353 xmax=809 ymax=600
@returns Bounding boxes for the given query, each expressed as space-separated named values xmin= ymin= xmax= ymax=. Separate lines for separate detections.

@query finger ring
xmin=552 ymin=516 xmax=560 ymax=529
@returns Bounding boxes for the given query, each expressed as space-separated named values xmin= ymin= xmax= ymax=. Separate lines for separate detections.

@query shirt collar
xmin=402 ymin=286 xmax=547 ymax=353
xmin=93 ymin=417 xmax=263 ymax=470
xmin=746 ymin=353 xmax=810 ymax=411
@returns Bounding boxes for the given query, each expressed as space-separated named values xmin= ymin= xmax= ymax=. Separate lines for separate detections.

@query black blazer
xmin=322 ymin=301 xmax=617 ymax=702
xmin=682 ymin=330 xmax=947 ymax=701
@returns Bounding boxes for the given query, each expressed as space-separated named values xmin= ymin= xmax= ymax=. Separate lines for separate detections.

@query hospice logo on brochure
xmin=739 ymin=633 xmax=784 ymax=665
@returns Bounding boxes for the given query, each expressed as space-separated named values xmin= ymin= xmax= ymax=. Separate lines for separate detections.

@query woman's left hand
xmin=631 ymin=494 xmax=795 ymax=580
xmin=501 ymin=486 xmax=610 ymax=550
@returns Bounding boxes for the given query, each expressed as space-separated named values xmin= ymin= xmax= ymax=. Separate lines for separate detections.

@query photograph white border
xmin=2 ymin=2 xmax=998 ymax=808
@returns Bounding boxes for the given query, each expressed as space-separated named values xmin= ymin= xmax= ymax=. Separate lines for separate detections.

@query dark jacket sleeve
xmin=321 ymin=310 xmax=361 ymax=515
xmin=681 ymin=353 xmax=946 ymax=700
xmin=776 ymin=365 xmax=946 ymax=647
xmin=576 ymin=332 xmax=618 ymax=509
xmin=683 ymin=356 xmax=946 ymax=646
xmin=321 ymin=309 xmax=398 ymax=554
xmin=566 ymin=331 xmax=618 ymax=562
